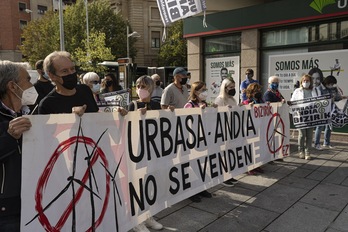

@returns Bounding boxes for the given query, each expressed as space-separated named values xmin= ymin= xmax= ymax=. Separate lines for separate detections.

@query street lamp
xmin=126 ymin=25 xmax=140 ymax=59
xmin=58 ymin=0 xmax=65 ymax=51
xmin=85 ymin=0 xmax=89 ymax=54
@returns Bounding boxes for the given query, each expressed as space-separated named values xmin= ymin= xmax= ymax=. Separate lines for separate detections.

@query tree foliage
xmin=74 ymin=31 xmax=114 ymax=72
xmin=21 ymin=0 xmax=134 ymax=71
xmin=158 ymin=20 xmax=187 ymax=67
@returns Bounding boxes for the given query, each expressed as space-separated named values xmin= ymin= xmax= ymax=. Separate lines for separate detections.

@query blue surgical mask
xmin=270 ymin=83 xmax=279 ymax=90
xmin=92 ymin=83 xmax=100 ymax=93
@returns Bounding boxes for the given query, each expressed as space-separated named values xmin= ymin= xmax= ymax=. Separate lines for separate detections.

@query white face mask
xmin=137 ymin=88 xmax=150 ymax=100
xmin=92 ymin=83 xmax=100 ymax=93
xmin=14 ymin=83 xmax=38 ymax=106
xmin=302 ymin=82 xmax=310 ymax=89
xmin=198 ymin=90 xmax=208 ymax=101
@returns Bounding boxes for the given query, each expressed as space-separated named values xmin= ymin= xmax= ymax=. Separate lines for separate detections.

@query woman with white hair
xmin=264 ymin=76 xmax=285 ymax=103
xmin=83 ymin=72 xmax=101 ymax=102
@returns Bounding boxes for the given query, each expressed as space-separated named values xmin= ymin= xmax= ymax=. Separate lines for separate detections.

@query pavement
xmin=148 ymin=133 xmax=348 ymax=232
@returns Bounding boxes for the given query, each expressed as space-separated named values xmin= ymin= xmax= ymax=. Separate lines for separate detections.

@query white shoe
xmin=145 ymin=217 xmax=163 ymax=230
xmin=323 ymin=144 xmax=334 ymax=149
xmin=305 ymin=155 xmax=311 ymax=160
xmin=299 ymin=152 xmax=305 ymax=159
xmin=314 ymin=144 xmax=322 ymax=150
xmin=133 ymin=222 xmax=150 ymax=232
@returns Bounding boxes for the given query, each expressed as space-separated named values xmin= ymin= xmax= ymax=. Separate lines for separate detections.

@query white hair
xmin=268 ymin=76 xmax=279 ymax=83
xmin=83 ymin=72 xmax=100 ymax=83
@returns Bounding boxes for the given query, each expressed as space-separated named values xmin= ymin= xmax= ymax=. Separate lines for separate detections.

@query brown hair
xmin=246 ymin=83 xmax=262 ymax=99
xmin=189 ymin=81 xmax=206 ymax=103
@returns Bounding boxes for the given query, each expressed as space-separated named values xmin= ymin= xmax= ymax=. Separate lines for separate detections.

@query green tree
xmin=21 ymin=11 xmax=60 ymax=65
xmin=158 ymin=20 xmax=187 ymax=67
xmin=73 ymin=31 xmax=114 ymax=72
xmin=21 ymin=0 xmax=135 ymax=69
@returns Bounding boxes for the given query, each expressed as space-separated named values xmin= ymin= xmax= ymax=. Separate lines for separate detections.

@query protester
xmin=127 ymin=75 xmax=163 ymax=232
xmin=215 ymin=76 xmax=237 ymax=107
xmin=32 ymin=59 xmax=54 ymax=114
xmin=161 ymin=67 xmax=189 ymax=110
xmin=182 ymin=81 xmax=214 ymax=202
xmin=100 ymin=73 xmax=122 ymax=94
xmin=314 ymin=75 xmax=347 ymax=150
xmin=0 ymin=61 xmax=36 ymax=231
xmin=38 ymin=51 xmax=98 ymax=115
xmin=240 ymin=68 xmax=258 ymax=101
xmin=83 ymin=72 xmax=101 ymax=102
xmin=290 ymin=74 xmax=316 ymax=160
xmin=264 ymin=76 xmax=285 ymax=103
xmin=150 ymin=74 xmax=163 ymax=103
xmin=308 ymin=67 xmax=324 ymax=88
xmin=213 ymin=77 xmax=240 ymax=185
xmin=264 ymin=76 xmax=285 ymax=162
xmin=242 ymin=83 xmax=265 ymax=174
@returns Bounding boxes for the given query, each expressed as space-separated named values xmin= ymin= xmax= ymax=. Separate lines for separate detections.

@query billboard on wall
xmin=269 ymin=49 xmax=348 ymax=107
xmin=205 ymin=56 xmax=240 ymax=104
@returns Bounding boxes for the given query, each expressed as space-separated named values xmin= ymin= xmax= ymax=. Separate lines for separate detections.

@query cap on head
xmin=173 ymin=67 xmax=187 ymax=77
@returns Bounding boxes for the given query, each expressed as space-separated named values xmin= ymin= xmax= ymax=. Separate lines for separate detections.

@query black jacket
xmin=0 ymin=103 xmax=22 ymax=216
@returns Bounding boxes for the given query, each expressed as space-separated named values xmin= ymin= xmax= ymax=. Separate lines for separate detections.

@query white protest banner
xmin=269 ymin=49 xmax=348 ymax=102
xmin=289 ymin=95 xmax=332 ymax=129
xmin=205 ymin=56 xmax=240 ymax=104
xmin=21 ymin=103 xmax=290 ymax=232
xmin=156 ymin=0 xmax=207 ymax=26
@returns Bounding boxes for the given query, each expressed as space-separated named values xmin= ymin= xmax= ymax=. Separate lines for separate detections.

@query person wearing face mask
xmin=38 ymin=51 xmax=98 ymax=115
xmin=161 ymin=67 xmax=189 ymax=110
xmin=289 ymin=74 xmax=317 ymax=160
xmin=31 ymin=60 xmax=54 ymax=114
xmin=242 ymin=83 xmax=265 ymax=174
xmin=83 ymin=72 xmax=101 ymax=102
xmin=214 ymin=77 xmax=240 ymax=186
xmin=100 ymin=73 xmax=122 ymax=94
xmin=128 ymin=75 xmax=161 ymax=112
xmin=150 ymin=74 xmax=163 ymax=103
xmin=183 ymin=81 xmax=213 ymax=202
xmin=215 ymin=77 xmax=237 ymax=107
xmin=0 ymin=61 xmax=36 ymax=231
xmin=240 ymin=68 xmax=259 ymax=101
xmin=127 ymin=75 xmax=164 ymax=232
xmin=264 ymin=76 xmax=285 ymax=103
xmin=313 ymin=75 xmax=347 ymax=150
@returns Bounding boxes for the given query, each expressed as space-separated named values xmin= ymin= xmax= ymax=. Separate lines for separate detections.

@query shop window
xmin=151 ymin=7 xmax=160 ymax=20
xmin=19 ymin=2 xmax=26 ymax=11
xmin=204 ymin=34 xmax=241 ymax=54
xmin=263 ymin=21 xmax=348 ymax=48
xmin=151 ymin=31 xmax=160 ymax=48
xmin=340 ymin=21 xmax=348 ymax=38
xmin=38 ymin=5 xmax=48 ymax=15
xmin=20 ymin=20 xmax=27 ymax=30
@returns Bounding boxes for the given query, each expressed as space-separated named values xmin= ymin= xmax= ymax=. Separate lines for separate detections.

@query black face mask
xmin=106 ymin=80 xmax=113 ymax=87
xmin=254 ymin=92 xmax=262 ymax=99
xmin=180 ymin=77 xmax=188 ymax=85
xmin=227 ymin=89 xmax=236 ymax=96
xmin=61 ymin=72 xmax=78 ymax=90
xmin=155 ymin=80 xmax=161 ymax=86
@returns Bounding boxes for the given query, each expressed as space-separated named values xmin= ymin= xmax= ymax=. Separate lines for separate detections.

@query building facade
xmin=184 ymin=0 xmax=348 ymax=133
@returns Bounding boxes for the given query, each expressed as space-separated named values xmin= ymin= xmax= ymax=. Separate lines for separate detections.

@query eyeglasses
xmin=91 ymin=80 xmax=99 ymax=84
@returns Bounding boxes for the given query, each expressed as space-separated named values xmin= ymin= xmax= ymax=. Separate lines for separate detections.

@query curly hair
xmin=246 ymin=82 xmax=262 ymax=99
